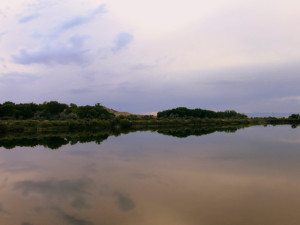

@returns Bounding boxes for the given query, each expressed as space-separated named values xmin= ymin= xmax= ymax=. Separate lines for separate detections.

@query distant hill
xmin=103 ymin=107 xmax=137 ymax=117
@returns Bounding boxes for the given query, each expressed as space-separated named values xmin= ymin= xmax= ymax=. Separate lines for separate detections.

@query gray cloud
xmin=102 ymin=62 xmax=300 ymax=113
xmin=69 ymin=35 xmax=89 ymax=48
xmin=12 ymin=48 xmax=89 ymax=66
xmin=0 ymin=72 xmax=39 ymax=84
xmin=19 ymin=14 xmax=40 ymax=23
xmin=2 ymin=1 xmax=300 ymax=115
xmin=114 ymin=192 xmax=135 ymax=211
xmin=58 ymin=4 xmax=106 ymax=33
xmin=26 ymin=0 xmax=60 ymax=11
xmin=130 ymin=63 xmax=156 ymax=70
xmin=92 ymin=4 xmax=107 ymax=15
xmin=112 ymin=32 xmax=133 ymax=52
xmin=205 ymin=63 xmax=300 ymax=99
xmin=12 ymin=36 xmax=90 ymax=66
xmin=68 ymin=88 xmax=92 ymax=95
xmin=0 ymin=31 xmax=6 ymax=40
xmin=60 ymin=16 xmax=91 ymax=31
xmin=194 ymin=63 xmax=300 ymax=112
xmin=27 ymin=4 xmax=106 ymax=39
xmin=0 ymin=10 xmax=6 ymax=18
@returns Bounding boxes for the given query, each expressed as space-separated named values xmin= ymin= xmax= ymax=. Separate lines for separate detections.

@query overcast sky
xmin=1 ymin=0 xmax=300 ymax=113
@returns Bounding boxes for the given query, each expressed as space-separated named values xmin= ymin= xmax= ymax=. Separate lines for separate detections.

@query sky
xmin=1 ymin=0 xmax=300 ymax=114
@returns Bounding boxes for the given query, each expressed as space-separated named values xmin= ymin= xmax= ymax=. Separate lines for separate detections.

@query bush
xmin=120 ymin=119 xmax=131 ymax=128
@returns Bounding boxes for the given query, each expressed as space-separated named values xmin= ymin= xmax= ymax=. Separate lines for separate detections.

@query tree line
xmin=0 ymin=101 xmax=114 ymax=120
xmin=157 ymin=107 xmax=248 ymax=119
xmin=288 ymin=114 xmax=300 ymax=119
xmin=1 ymin=101 xmax=299 ymax=121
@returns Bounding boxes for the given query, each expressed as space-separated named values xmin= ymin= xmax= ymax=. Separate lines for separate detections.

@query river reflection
xmin=0 ymin=125 xmax=300 ymax=225
xmin=0 ymin=126 xmax=242 ymax=149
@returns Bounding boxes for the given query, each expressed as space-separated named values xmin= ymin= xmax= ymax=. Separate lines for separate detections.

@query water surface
xmin=0 ymin=126 xmax=300 ymax=225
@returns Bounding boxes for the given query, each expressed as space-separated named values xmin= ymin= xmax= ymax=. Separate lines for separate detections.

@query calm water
xmin=1 ymin=125 xmax=300 ymax=225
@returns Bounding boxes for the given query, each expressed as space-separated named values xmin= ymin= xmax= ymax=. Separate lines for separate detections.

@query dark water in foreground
xmin=1 ymin=125 xmax=300 ymax=225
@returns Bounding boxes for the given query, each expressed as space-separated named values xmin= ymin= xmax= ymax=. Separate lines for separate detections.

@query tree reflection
xmin=157 ymin=126 xmax=241 ymax=138
xmin=0 ymin=125 xmax=250 ymax=149
xmin=0 ymin=133 xmax=110 ymax=150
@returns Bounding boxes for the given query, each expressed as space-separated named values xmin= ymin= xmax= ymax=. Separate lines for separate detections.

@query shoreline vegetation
xmin=0 ymin=101 xmax=300 ymax=137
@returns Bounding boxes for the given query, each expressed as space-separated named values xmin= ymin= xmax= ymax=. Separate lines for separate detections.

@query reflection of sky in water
xmin=0 ymin=126 xmax=300 ymax=224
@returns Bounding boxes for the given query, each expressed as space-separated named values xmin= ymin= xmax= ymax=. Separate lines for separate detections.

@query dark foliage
xmin=157 ymin=127 xmax=239 ymax=138
xmin=288 ymin=114 xmax=300 ymax=119
xmin=0 ymin=133 xmax=110 ymax=150
xmin=157 ymin=107 xmax=247 ymax=119
xmin=0 ymin=101 xmax=114 ymax=120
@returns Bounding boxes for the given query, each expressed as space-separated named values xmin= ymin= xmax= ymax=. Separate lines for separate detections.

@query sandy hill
xmin=103 ymin=107 xmax=137 ymax=117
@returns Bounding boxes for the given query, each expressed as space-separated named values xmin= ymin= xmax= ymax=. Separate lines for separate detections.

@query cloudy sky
xmin=1 ymin=0 xmax=300 ymax=114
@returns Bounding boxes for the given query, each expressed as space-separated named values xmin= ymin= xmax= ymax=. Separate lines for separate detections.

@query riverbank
xmin=0 ymin=117 xmax=300 ymax=135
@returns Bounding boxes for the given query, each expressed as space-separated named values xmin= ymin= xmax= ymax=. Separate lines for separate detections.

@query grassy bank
xmin=0 ymin=117 xmax=300 ymax=135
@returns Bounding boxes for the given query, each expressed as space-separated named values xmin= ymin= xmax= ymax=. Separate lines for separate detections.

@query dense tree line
xmin=157 ymin=107 xmax=248 ymax=119
xmin=0 ymin=101 xmax=114 ymax=120
xmin=288 ymin=114 xmax=300 ymax=119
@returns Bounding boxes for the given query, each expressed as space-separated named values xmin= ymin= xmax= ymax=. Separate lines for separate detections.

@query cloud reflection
xmin=0 ymin=161 xmax=39 ymax=173
xmin=58 ymin=210 xmax=93 ymax=225
xmin=0 ymin=203 xmax=8 ymax=214
xmin=13 ymin=177 xmax=92 ymax=209
xmin=21 ymin=222 xmax=34 ymax=225
xmin=114 ymin=192 xmax=135 ymax=212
